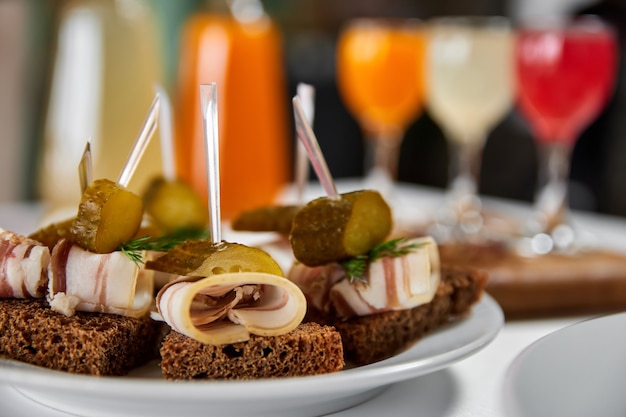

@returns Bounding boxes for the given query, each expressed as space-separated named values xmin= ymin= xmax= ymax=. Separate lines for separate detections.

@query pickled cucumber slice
xmin=28 ymin=217 xmax=75 ymax=250
xmin=231 ymin=205 xmax=300 ymax=235
xmin=143 ymin=177 xmax=209 ymax=233
xmin=146 ymin=239 xmax=284 ymax=277
xmin=289 ymin=190 xmax=392 ymax=266
xmin=70 ymin=178 xmax=144 ymax=253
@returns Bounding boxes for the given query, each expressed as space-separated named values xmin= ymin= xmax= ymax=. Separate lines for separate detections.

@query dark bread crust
xmin=307 ymin=265 xmax=487 ymax=365
xmin=160 ymin=322 xmax=344 ymax=380
xmin=0 ymin=298 xmax=162 ymax=375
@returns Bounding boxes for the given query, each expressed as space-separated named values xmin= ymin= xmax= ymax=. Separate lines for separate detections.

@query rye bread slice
xmin=160 ymin=322 xmax=344 ymax=380
xmin=0 ymin=298 xmax=163 ymax=375
xmin=306 ymin=265 xmax=487 ymax=366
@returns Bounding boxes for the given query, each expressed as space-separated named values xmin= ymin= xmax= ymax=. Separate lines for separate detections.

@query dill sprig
xmin=340 ymin=237 xmax=424 ymax=283
xmin=120 ymin=227 xmax=209 ymax=266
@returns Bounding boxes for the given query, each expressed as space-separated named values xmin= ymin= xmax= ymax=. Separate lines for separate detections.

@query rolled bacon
xmin=288 ymin=236 xmax=441 ymax=319
xmin=48 ymin=239 xmax=154 ymax=318
xmin=0 ymin=228 xmax=50 ymax=298
xmin=155 ymin=272 xmax=307 ymax=345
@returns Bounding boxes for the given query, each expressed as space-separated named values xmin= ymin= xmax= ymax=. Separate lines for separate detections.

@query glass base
xmin=428 ymin=190 xmax=485 ymax=243
xmin=364 ymin=166 xmax=395 ymax=202
xmin=515 ymin=209 xmax=579 ymax=256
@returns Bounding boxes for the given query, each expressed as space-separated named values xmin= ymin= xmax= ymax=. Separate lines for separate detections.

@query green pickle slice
xmin=29 ymin=217 xmax=75 ymax=250
xmin=146 ymin=239 xmax=284 ymax=277
xmin=289 ymin=190 xmax=392 ymax=266
xmin=70 ymin=178 xmax=144 ymax=253
xmin=231 ymin=205 xmax=300 ymax=235
xmin=143 ymin=177 xmax=209 ymax=233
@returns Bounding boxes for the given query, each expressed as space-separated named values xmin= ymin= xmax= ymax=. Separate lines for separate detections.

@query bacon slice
xmin=288 ymin=236 xmax=441 ymax=319
xmin=47 ymin=239 xmax=154 ymax=318
xmin=155 ymin=272 xmax=307 ymax=345
xmin=0 ymin=228 xmax=50 ymax=298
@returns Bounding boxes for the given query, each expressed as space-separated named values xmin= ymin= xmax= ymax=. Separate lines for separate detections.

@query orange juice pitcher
xmin=175 ymin=4 xmax=290 ymax=219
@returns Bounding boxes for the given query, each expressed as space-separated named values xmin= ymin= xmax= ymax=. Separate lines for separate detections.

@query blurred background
xmin=0 ymin=0 xmax=624 ymax=218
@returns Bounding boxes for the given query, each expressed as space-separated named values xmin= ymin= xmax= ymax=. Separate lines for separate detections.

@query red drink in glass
xmin=516 ymin=23 xmax=617 ymax=145
xmin=514 ymin=17 xmax=618 ymax=254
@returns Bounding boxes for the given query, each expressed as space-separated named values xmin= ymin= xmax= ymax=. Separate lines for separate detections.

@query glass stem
xmin=432 ymin=134 xmax=485 ymax=242
xmin=449 ymin=137 xmax=483 ymax=205
xmin=364 ymin=132 xmax=402 ymax=198
xmin=535 ymin=141 xmax=572 ymax=233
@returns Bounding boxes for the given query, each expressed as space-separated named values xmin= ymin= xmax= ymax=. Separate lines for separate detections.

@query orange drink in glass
xmin=336 ymin=18 xmax=426 ymax=195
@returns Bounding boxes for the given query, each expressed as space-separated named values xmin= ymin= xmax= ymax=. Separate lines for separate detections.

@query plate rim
xmin=502 ymin=310 xmax=626 ymax=417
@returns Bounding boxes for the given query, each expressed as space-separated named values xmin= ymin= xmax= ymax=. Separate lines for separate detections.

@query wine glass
xmin=515 ymin=16 xmax=617 ymax=254
xmin=336 ymin=18 xmax=426 ymax=198
xmin=425 ymin=16 xmax=515 ymax=243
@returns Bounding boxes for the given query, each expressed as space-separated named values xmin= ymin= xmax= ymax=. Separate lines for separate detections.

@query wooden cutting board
xmin=439 ymin=243 xmax=626 ymax=319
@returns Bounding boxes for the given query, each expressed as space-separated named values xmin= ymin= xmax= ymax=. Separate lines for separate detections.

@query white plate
xmin=0 ymin=295 xmax=502 ymax=417
xmin=504 ymin=311 xmax=626 ymax=417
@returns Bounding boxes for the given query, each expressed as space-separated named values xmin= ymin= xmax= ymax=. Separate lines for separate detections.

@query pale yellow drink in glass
xmin=39 ymin=0 xmax=163 ymax=217
xmin=425 ymin=16 xmax=514 ymax=242
xmin=426 ymin=21 xmax=514 ymax=145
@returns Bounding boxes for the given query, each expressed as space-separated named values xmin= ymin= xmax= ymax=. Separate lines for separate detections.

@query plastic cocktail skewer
xmin=155 ymin=84 xmax=176 ymax=181
xmin=292 ymin=96 xmax=339 ymax=199
xmin=200 ymin=83 xmax=222 ymax=243
xmin=295 ymin=83 xmax=315 ymax=203
xmin=117 ymin=93 xmax=161 ymax=187
xmin=78 ymin=138 xmax=93 ymax=193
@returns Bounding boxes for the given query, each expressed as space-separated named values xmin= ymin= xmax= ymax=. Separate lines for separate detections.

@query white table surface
xmin=0 ymin=182 xmax=623 ymax=417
